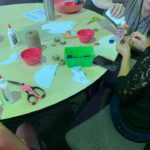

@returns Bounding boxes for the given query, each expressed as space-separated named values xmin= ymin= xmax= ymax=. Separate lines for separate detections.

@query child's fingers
xmin=114 ymin=4 xmax=124 ymax=18
xmin=110 ymin=4 xmax=119 ymax=17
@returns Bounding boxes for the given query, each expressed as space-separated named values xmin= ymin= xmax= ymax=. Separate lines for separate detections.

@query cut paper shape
xmin=0 ymin=52 xmax=20 ymax=65
xmin=71 ymin=66 xmax=89 ymax=85
xmin=22 ymin=9 xmax=46 ymax=23
xmin=42 ymin=20 xmax=76 ymax=34
xmin=94 ymin=34 xmax=117 ymax=60
xmin=34 ymin=64 xmax=58 ymax=89
xmin=99 ymin=35 xmax=117 ymax=46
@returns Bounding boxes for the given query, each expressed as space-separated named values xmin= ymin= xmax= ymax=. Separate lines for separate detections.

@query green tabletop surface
xmin=0 ymin=3 xmax=117 ymax=120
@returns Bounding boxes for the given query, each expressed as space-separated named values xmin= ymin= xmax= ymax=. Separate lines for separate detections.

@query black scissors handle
xmin=26 ymin=86 xmax=46 ymax=105
xmin=31 ymin=86 xmax=46 ymax=98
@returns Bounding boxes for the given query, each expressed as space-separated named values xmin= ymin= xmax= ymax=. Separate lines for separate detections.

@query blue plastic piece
xmin=67 ymin=54 xmax=73 ymax=58
xmin=109 ymin=39 xmax=115 ymax=44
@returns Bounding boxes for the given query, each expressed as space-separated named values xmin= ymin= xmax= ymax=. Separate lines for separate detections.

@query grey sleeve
xmin=112 ymin=0 xmax=129 ymax=4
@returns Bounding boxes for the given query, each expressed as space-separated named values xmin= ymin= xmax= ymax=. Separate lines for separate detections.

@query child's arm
xmin=0 ymin=123 xmax=29 ymax=150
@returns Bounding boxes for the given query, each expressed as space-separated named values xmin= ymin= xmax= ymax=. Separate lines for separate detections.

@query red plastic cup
xmin=21 ymin=48 xmax=42 ymax=65
xmin=55 ymin=0 xmax=84 ymax=14
xmin=65 ymin=2 xmax=77 ymax=6
xmin=77 ymin=29 xmax=94 ymax=43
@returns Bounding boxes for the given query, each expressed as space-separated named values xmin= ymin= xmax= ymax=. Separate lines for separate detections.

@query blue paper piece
xmin=34 ymin=64 xmax=58 ymax=89
xmin=22 ymin=9 xmax=46 ymax=23
xmin=42 ymin=20 xmax=76 ymax=34
xmin=0 ymin=52 xmax=20 ymax=65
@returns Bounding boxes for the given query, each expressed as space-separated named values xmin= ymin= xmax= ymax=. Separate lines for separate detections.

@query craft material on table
xmin=65 ymin=46 xmax=94 ymax=67
xmin=71 ymin=66 xmax=89 ymax=85
xmin=63 ymin=30 xmax=77 ymax=39
xmin=20 ymin=48 xmax=42 ymax=66
xmin=87 ymin=17 xmax=101 ymax=25
xmin=22 ymin=9 xmax=46 ymax=22
xmin=34 ymin=64 xmax=58 ymax=89
xmin=98 ymin=35 xmax=116 ymax=47
xmin=93 ymin=35 xmax=117 ymax=60
xmin=7 ymin=24 xmax=18 ymax=48
xmin=25 ymin=30 xmax=42 ymax=49
xmin=77 ymin=29 xmax=94 ymax=43
xmin=0 ymin=52 xmax=20 ymax=65
xmin=55 ymin=1 xmax=84 ymax=14
xmin=42 ymin=20 xmax=76 ymax=34
xmin=17 ymin=24 xmax=59 ymax=45
xmin=8 ymin=80 xmax=46 ymax=105
xmin=0 ymin=76 xmax=15 ymax=104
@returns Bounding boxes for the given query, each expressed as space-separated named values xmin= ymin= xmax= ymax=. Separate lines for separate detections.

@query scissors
xmin=87 ymin=17 xmax=101 ymax=25
xmin=8 ymin=80 xmax=46 ymax=105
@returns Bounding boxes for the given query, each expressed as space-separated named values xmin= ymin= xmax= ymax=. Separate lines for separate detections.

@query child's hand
xmin=115 ymin=26 xmax=127 ymax=37
xmin=130 ymin=32 xmax=150 ymax=52
xmin=110 ymin=3 xmax=125 ymax=18
xmin=117 ymin=37 xmax=131 ymax=57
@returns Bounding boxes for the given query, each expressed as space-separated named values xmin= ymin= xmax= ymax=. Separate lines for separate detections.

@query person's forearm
xmin=118 ymin=54 xmax=131 ymax=77
xmin=93 ymin=0 xmax=113 ymax=9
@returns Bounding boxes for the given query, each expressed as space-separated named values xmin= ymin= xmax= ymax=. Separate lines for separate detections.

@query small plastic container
xmin=77 ymin=29 xmax=94 ymax=43
xmin=55 ymin=1 xmax=84 ymax=14
xmin=64 ymin=46 xmax=94 ymax=67
xmin=21 ymin=48 xmax=42 ymax=65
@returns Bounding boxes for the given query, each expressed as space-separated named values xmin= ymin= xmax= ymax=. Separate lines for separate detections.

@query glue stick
xmin=7 ymin=24 xmax=18 ymax=48
xmin=0 ymin=75 xmax=15 ymax=104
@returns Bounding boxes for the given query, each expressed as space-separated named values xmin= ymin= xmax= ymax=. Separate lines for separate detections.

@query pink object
xmin=55 ymin=1 xmax=84 ymax=14
xmin=21 ymin=84 xmax=41 ymax=99
xmin=21 ymin=48 xmax=42 ymax=65
xmin=77 ymin=29 xmax=95 ymax=43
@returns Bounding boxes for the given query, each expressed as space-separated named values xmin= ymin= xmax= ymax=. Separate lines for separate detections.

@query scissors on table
xmin=86 ymin=17 xmax=101 ymax=25
xmin=8 ymin=80 xmax=46 ymax=105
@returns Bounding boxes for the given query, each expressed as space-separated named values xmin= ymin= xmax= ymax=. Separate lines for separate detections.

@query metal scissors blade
xmin=8 ymin=80 xmax=22 ymax=86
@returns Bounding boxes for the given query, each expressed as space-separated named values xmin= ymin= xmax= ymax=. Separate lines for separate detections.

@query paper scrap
xmin=34 ymin=64 xmax=58 ymax=89
xmin=71 ymin=66 xmax=89 ymax=85
xmin=42 ymin=20 xmax=76 ymax=34
xmin=0 ymin=52 xmax=20 ymax=65
xmin=22 ymin=9 xmax=46 ymax=22
xmin=94 ymin=35 xmax=117 ymax=59
xmin=99 ymin=35 xmax=117 ymax=46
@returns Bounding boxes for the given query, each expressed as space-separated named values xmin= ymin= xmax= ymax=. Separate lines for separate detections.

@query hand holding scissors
xmin=8 ymin=80 xmax=46 ymax=105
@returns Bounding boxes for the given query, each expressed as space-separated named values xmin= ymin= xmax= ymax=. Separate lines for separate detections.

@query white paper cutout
xmin=93 ymin=35 xmax=117 ymax=60
xmin=71 ymin=66 xmax=89 ymax=85
xmin=42 ymin=20 xmax=76 ymax=34
xmin=34 ymin=64 xmax=58 ymax=89
xmin=0 ymin=52 xmax=20 ymax=65
xmin=22 ymin=9 xmax=46 ymax=22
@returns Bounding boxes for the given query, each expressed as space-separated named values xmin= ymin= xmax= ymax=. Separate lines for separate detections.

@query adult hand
xmin=117 ymin=37 xmax=131 ymax=57
xmin=130 ymin=32 xmax=150 ymax=52
xmin=110 ymin=3 xmax=125 ymax=18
